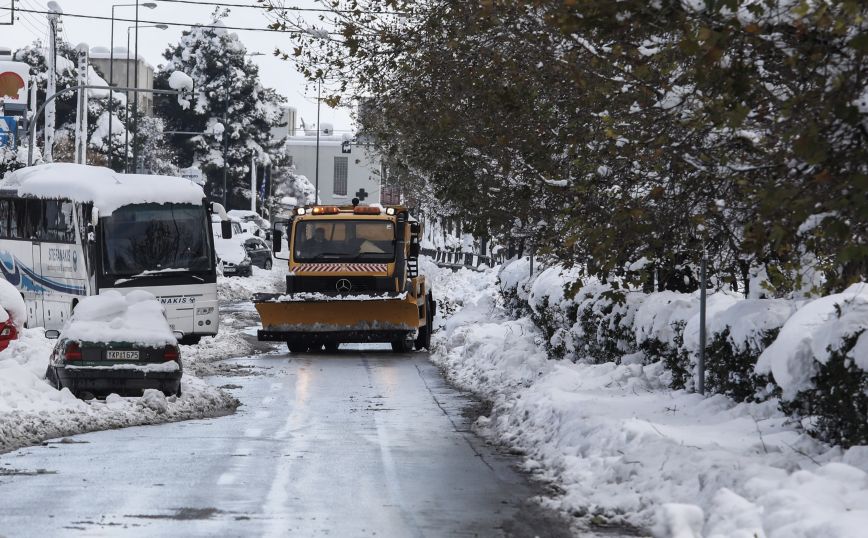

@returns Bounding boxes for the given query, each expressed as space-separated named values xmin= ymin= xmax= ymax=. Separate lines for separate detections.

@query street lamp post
xmin=123 ymin=23 xmax=167 ymax=172
xmin=108 ymin=2 xmax=155 ymax=171
xmin=315 ymin=77 xmax=321 ymax=204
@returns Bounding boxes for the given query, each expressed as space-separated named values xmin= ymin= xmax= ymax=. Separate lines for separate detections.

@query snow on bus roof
xmin=1 ymin=163 xmax=205 ymax=215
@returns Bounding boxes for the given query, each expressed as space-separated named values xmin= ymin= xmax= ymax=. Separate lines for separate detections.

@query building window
xmin=333 ymin=156 xmax=348 ymax=196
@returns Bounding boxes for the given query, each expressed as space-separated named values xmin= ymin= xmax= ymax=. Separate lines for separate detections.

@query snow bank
xmin=0 ymin=328 xmax=238 ymax=454
xmin=756 ymin=283 xmax=868 ymax=399
xmin=62 ymin=290 xmax=176 ymax=347
xmin=2 ymin=163 xmax=205 ymax=215
xmin=429 ymin=263 xmax=868 ymax=537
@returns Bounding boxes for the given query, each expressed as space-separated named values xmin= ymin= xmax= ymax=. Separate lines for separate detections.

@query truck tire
xmin=414 ymin=303 xmax=432 ymax=351
xmin=391 ymin=338 xmax=413 ymax=353
xmin=287 ymin=342 xmax=308 ymax=353
xmin=324 ymin=342 xmax=339 ymax=352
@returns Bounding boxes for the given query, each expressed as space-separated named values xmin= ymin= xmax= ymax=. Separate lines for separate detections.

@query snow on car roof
xmin=2 ymin=163 xmax=205 ymax=215
xmin=62 ymin=290 xmax=177 ymax=347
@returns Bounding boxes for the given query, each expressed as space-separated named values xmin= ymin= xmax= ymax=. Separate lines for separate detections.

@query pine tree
xmin=154 ymin=10 xmax=286 ymax=209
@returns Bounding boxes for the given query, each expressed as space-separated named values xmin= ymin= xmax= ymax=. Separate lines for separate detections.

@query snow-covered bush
xmin=762 ymin=284 xmax=868 ymax=447
xmin=497 ymin=257 xmax=534 ymax=317
xmin=703 ymin=299 xmax=795 ymax=402
xmin=527 ymin=266 xmax=580 ymax=358
xmin=633 ymin=291 xmax=696 ymax=387
xmin=571 ymin=280 xmax=640 ymax=364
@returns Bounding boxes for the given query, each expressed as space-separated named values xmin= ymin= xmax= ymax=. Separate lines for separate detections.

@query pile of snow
xmin=0 ymin=328 xmax=238 ymax=454
xmin=62 ymin=290 xmax=175 ymax=346
xmin=428 ymin=262 xmax=868 ymax=537
xmin=0 ymin=279 xmax=26 ymax=326
xmin=2 ymin=163 xmax=205 ymax=215
xmin=218 ymin=263 xmax=287 ymax=303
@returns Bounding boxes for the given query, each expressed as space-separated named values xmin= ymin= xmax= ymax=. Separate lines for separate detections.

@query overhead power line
xmin=148 ymin=0 xmax=406 ymax=15
xmin=0 ymin=5 xmax=344 ymax=35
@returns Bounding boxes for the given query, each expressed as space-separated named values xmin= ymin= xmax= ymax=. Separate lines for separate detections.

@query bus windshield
xmin=101 ymin=203 xmax=213 ymax=276
xmin=293 ymin=219 xmax=396 ymax=262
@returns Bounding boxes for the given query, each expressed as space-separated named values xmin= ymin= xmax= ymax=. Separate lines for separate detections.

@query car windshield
xmin=293 ymin=219 xmax=396 ymax=262
xmin=101 ymin=203 xmax=213 ymax=276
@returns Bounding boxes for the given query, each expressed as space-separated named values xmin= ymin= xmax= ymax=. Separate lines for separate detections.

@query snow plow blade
xmin=253 ymin=292 xmax=420 ymax=344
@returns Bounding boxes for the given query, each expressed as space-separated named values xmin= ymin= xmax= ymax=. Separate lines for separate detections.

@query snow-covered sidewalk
xmin=427 ymin=261 xmax=868 ymax=538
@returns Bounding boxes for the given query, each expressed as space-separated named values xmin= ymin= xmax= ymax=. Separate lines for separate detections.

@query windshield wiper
xmin=306 ymin=252 xmax=349 ymax=260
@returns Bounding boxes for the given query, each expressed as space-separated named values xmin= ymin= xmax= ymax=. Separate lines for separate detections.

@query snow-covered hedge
xmin=498 ymin=258 xmax=868 ymax=447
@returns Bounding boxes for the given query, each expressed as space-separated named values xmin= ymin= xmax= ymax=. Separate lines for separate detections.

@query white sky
xmin=0 ymin=0 xmax=354 ymax=132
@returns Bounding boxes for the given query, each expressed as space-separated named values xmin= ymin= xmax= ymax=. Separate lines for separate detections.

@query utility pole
xmin=44 ymin=5 xmax=61 ymax=163
xmin=698 ymin=249 xmax=708 ymax=395
xmin=222 ymin=112 xmax=229 ymax=209
xmin=250 ymin=152 xmax=256 ymax=212
xmin=73 ymin=45 xmax=89 ymax=164
xmin=131 ymin=0 xmax=140 ymax=171
xmin=28 ymin=75 xmax=37 ymax=160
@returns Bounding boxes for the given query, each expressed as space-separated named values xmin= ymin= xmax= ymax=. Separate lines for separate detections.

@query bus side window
xmin=44 ymin=200 xmax=76 ymax=243
xmin=10 ymin=199 xmax=24 ymax=239
xmin=0 ymin=200 xmax=10 ymax=238
xmin=24 ymin=200 xmax=42 ymax=240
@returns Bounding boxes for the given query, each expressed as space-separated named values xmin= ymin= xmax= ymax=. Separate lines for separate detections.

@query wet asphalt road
xmin=0 ymin=345 xmax=586 ymax=537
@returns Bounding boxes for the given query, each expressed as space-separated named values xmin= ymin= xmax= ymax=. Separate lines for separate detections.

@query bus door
xmin=28 ymin=240 xmax=44 ymax=327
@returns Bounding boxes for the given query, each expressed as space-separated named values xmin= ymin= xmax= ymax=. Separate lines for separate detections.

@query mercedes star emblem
xmin=336 ymin=279 xmax=352 ymax=293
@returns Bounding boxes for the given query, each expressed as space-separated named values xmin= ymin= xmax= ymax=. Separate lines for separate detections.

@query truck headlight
xmin=196 ymin=306 xmax=215 ymax=315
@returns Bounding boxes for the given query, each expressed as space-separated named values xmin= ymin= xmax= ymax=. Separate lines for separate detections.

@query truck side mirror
xmin=221 ymin=220 xmax=233 ymax=239
xmin=272 ymin=229 xmax=283 ymax=254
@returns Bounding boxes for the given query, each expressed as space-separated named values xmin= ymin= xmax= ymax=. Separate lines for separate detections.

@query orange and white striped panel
xmin=293 ymin=263 xmax=389 ymax=273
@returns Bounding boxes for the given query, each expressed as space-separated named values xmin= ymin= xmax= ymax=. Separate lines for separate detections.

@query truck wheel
xmin=287 ymin=343 xmax=308 ymax=353
xmin=324 ymin=342 xmax=339 ymax=353
xmin=414 ymin=303 xmax=432 ymax=351
xmin=391 ymin=338 xmax=412 ymax=353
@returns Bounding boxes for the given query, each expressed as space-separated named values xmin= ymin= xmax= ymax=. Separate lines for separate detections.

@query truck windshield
xmin=101 ymin=203 xmax=213 ymax=276
xmin=293 ymin=219 xmax=396 ymax=262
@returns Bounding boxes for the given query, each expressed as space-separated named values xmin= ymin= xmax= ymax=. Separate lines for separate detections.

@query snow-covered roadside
xmin=426 ymin=261 xmax=868 ymax=538
xmin=0 ymin=268 xmax=287 ymax=454
xmin=0 ymin=328 xmax=238 ymax=454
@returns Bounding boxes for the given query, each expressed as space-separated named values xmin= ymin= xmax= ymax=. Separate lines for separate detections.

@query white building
xmin=270 ymin=106 xmax=297 ymax=142
xmin=89 ymin=47 xmax=155 ymax=115
xmin=283 ymin=124 xmax=382 ymax=206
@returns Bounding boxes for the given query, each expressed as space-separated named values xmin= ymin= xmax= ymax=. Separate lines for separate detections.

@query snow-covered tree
xmin=154 ymin=10 xmax=286 ymax=209
xmin=13 ymin=40 xmax=129 ymax=170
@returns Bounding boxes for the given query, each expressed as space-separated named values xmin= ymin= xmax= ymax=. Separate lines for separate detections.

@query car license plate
xmin=107 ymin=350 xmax=139 ymax=360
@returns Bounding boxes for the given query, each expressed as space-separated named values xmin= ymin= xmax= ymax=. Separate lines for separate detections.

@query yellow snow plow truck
xmin=253 ymin=204 xmax=434 ymax=353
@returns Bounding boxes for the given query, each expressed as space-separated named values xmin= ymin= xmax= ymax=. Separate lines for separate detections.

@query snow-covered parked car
xmin=211 ymin=217 xmax=253 ymax=277
xmin=244 ymin=236 xmax=273 ymax=270
xmin=214 ymin=236 xmax=253 ymax=277
xmin=44 ymin=290 xmax=183 ymax=398
xmin=0 ymin=279 xmax=25 ymax=351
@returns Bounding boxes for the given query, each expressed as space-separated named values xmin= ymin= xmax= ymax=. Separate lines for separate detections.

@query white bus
xmin=0 ymin=163 xmax=225 ymax=344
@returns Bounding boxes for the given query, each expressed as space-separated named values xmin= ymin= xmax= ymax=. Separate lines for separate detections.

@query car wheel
xmin=264 ymin=259 xmax=273 ymax=270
